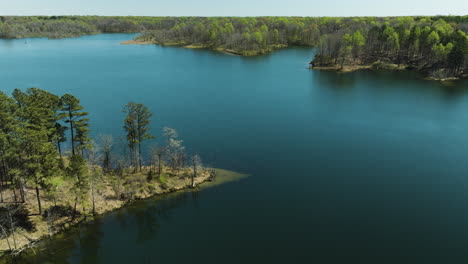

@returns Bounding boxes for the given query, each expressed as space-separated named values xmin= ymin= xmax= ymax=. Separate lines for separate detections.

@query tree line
xmin=136 ymin=17 xmax=323 ymax=55
xmin=1 ymin=16 xmax=467 ymax=76
xmin=0 ymin=16 xmax=177 ymax=39
xmin=312 ymin=17 xmax=468 ymax=78
xmin=0 ymin=88 xmax=91 ymax=214
xmin=0 ymin=88 xmax=207 ymax=252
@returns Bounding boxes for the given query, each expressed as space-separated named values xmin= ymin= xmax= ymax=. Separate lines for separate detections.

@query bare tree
xmin=87 ymin=141 xmax=102 ymax=216
xmin=190 ymin=155 xmax=202 ymax=188
xmin=163 ymin=127 xmax=185 ymax=172
xmin=150 ymin=144 xmax=166 ymax=176
xmin=97 ymin=134 xmax=113 ymax=172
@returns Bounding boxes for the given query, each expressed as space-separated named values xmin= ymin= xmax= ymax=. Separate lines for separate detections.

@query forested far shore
xmin=311 ymin=17 xmax=468 ymax=79
xmin=1 ymin=16 xmax=467 ymax=76
xmin=0 ymin=87 xmax=233 ymax=257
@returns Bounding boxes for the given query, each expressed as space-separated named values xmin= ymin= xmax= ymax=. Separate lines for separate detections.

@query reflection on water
xmin=3 ymin=34 xmax=468 ymax=263
xmin=12 ymin=192 xmax=193 ymax=263
xmin=11 ymin=169 xmax=246 ymax=263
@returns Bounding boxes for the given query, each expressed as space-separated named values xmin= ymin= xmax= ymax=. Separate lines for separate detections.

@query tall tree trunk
xmin=0 ymin=154 xmax=6 ymax=203
xmin=91 ymin=174 xmax=96 ymax=216
xmin=8 ymin=210 xmax=17 ymax=250
xmin=19 ymin=181 xmax=25 ymax=203
xmin=138 ymin=141 xmax=142 ymax=172
xmin=133 ymin=146 xmax=137 ymax=173
xmin=192 ymin=158 xmax=196 ymax=188
xmin=69 ymin=110 xmax=75 ymax=156
xmin=0 ymin=225 xmax=11 ymax=251
xmin=72 ymin=196 xmax=78 ymax=220
xmin=158 ymin=154 xmax=162 ymax=176
xmin=12 ymin=187 xmax=17 ymax=204
xmin=57 ymin=142 xmax=62 ymax=159
xmin=35 ymin=184 xmax=42 ymax=215
xmin=103 ymin=152 xmax=109 ymax=172
xmin=0 ymin=166 xmax=4 ymax=203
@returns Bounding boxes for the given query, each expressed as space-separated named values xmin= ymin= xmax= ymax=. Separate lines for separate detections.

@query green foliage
xmin=61 ymin=94 xmax=90 ymax=156
xmin=66 ymin=155 xmax=90 ymax=212
xmin=123 ymin=102 xmax=154 ymax=171
xmin=2 ymin=16 xmax=467 ymax=69
xmin=134 ymin=17 xmax=323 ymax=54
xmin=427 ymin=31 xmax=440 ymax=46
xmin=44 ymin=175 xmax=66 ymax=203
xmin=0 ymin=85 xmax=208 ymax=239
xmin=313 ymin=16 xmax=468 ymax=78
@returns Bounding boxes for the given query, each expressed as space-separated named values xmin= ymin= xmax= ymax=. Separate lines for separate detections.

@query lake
xmin=2 ymin=33 xmax=468 ymax=263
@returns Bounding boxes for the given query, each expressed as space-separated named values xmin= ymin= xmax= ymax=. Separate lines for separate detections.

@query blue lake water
xmin=2 ymin=33 xmax=468 ymax=263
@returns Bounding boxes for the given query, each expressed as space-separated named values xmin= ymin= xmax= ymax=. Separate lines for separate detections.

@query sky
xmin=1 ymin=0 xmax=467 ymax=17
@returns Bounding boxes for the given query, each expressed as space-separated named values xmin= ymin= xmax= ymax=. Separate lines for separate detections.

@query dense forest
xmin=1 ymin=16 xmax=467 ymax=76
xmin=0 ymin=88 xmax=212 ymax=255
xmin=135 ymin=17 xmax=323 ymax=55
xmin=312 ymin=17 xmax=468 ymax=79
xmin=0 ymin=16 xmax=166 ymax=38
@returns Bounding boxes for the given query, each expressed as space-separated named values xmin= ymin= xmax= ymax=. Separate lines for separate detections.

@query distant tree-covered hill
xmin=1 ymin=16 xmax=467 ymax=78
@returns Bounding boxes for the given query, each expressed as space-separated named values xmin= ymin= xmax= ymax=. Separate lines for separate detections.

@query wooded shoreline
xmin=1 ymin=16 xmax=467 ymax=79
xmin=120 ymin=38 xmax=288 ymax=56
xmin=0 ymin=167 xmax=247 ymax=261
xmin=0 ymin=87 xmax=248 ymax=261
xmin=310 ymin=62 xmax=468 ymax=81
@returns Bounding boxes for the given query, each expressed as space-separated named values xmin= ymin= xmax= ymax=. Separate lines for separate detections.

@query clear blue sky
xmin=1 ymin=0 xmax=467 ymax=16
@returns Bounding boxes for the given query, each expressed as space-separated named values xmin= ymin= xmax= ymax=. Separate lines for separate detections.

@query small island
xmin=0 ymin=88 xmax=246 ymax=258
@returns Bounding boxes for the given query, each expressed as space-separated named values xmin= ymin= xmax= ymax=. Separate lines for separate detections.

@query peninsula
xmin=0 ymin=88 xmax=246 ymax=258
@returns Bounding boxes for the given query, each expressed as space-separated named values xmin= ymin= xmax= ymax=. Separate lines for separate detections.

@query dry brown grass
xmin=0 ymin=166 xmax=247 ymax=255
xmin=120 ymin=40 xmax=154 ymax=45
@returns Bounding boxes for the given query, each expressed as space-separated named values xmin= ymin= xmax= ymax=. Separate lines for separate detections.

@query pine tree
xmin=66 ymin=155 xmax=89 ymax=219
xmin=123 ymin=103 xmax=154 ymax=172
xmin=12 ymin=88 xmax=62 ymax=214
xmin=61 ymin=94 xmax=90 ymax=156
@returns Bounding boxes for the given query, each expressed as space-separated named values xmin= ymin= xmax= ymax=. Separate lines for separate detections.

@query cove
xmin=2 ymin=33 xmax=468 ymax=263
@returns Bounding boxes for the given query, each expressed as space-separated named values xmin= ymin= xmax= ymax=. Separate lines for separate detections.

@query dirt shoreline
xmin=120 ymin=40 xmax=154 ymax=45
xmin=121 ymin=39 xmax=287 ymax=56
xmin=0 ymin=168 xmax=247 ymax=259
xmin=311 ymin=63 xmax=465 ymax=82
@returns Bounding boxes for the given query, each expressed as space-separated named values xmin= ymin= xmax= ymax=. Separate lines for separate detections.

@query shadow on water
xmin=313 ymin=70 xmax=359 ymax=91
xmin=313 ymin=68 xmax=468 ymax=96
xmin=4 ymin=33 xmax=468 ymax=263
xmin=7 ymin=191 xmax=196 ymax=264
xmin=3 ymin=169 xmax=247 ymax=263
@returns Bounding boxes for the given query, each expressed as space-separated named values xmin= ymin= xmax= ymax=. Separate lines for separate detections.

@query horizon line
xmin=1 ymin=14 xmax=467 ymax=17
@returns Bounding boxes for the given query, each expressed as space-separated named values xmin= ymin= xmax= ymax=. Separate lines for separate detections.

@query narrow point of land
xmin=121 ymin=38 xmax=288 ymax=56
xmin=120 ymin=40 xmax=154 ymax=45
xmin=0 ymin=87 xmax=248 ymax=259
